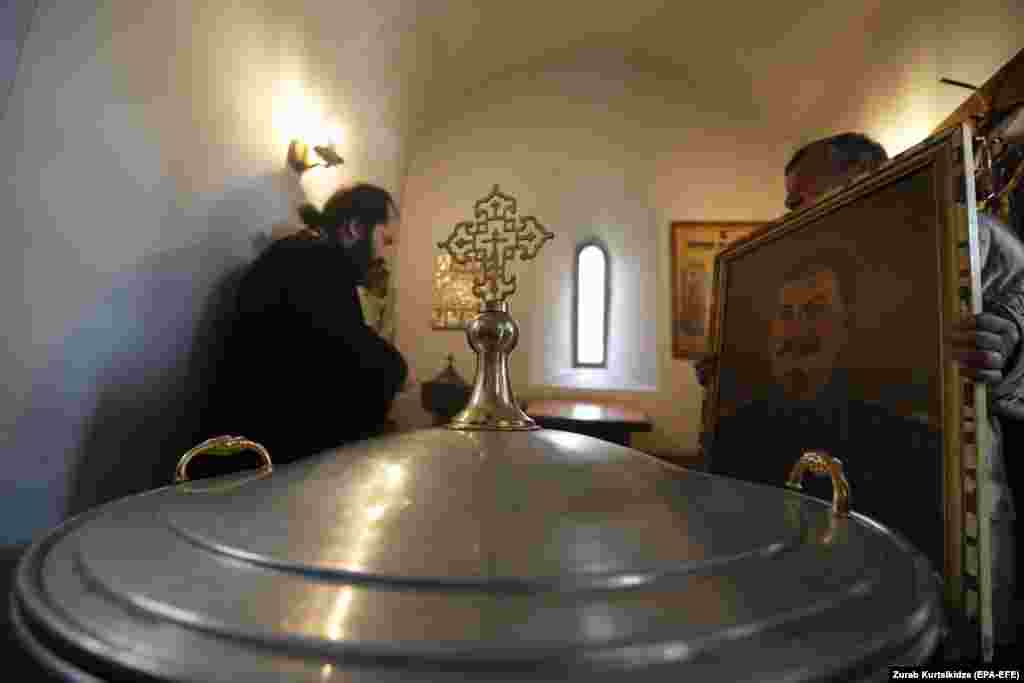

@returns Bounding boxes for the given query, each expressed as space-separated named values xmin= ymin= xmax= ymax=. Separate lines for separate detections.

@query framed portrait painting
xmin=671 ymin=222 xmax=763 ymax=359
xmin=705 ymin=124 xmax=994 ymax=655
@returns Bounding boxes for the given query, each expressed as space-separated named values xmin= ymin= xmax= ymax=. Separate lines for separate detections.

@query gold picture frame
xmin=704 ymin=124 xmax=991 ymax=653
xmin=671 ymin=221 xmax=763 ymax=359
xmin=431 ymin=253 xmax=483 ymax=330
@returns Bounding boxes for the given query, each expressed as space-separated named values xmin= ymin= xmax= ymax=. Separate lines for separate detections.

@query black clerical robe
xmin=205 ymin=234 xmax=407 ymax=465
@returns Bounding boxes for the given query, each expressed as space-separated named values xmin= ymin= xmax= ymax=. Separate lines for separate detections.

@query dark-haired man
xmin=697 ymin=130 xmax=1024 ymax=644
xmin=203 ymin=183 xmax=408 ymax=466
xmin=784 ymin=132 xmax=888 ymax=212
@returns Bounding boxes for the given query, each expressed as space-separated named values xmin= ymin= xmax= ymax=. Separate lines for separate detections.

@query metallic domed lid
xmin=14 ymin=431 xmax=942 ymax=681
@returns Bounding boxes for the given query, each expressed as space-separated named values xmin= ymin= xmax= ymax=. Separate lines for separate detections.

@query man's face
xmin=365 ymin=258 xmax=390 ymax=298
xmin=784 ymin=169 xmax=825 ymax=212
xmin=770 ymin=268 xmax=848 ymax=401
xmin=345 ymin=216 xmax=396 ymax=285
xmin=372 ymin=216 xmax=397 ymax=262
xmin=784 ymin=143 xmax=846 ymax=212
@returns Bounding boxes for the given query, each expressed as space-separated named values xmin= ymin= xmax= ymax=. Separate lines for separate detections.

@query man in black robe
xmin=204 ymin=184 xmax=408 ymax=465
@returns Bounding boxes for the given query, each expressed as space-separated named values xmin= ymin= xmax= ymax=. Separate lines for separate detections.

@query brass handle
xmin=174 ymin=435 xmax=273 ymax=484
xmin=786 ymin=450 xmax=851 ymax=517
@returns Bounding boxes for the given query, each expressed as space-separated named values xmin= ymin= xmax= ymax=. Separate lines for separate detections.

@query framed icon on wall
xmin=670 ymin=221 xmax=763 ymax=359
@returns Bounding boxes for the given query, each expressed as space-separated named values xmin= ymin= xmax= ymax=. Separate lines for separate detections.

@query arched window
xmin=573 ymin=241 xmax=609 ymax=368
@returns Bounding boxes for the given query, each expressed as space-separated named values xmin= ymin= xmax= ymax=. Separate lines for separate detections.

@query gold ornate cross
xmin=437 ymin=185 xmax=554 ymax=304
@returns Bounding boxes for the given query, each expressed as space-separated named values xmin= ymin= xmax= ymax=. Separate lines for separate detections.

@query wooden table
xmin=525 ymin=399 xmax=652 ymax=447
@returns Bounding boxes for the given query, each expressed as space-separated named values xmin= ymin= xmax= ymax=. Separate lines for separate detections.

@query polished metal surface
xmin=449 ymin=301 xmax=537 ymax=431
xmin=14 ymin=427 xmax=941 ymax=681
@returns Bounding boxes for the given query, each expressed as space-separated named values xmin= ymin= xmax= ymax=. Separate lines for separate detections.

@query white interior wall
xmin=0 ymin=0 xmax=413 ymax=544
xmin=393 ymin=59 xmax=786 ymax=454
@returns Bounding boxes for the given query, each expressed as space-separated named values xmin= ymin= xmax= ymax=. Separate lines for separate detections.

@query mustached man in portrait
xmin=709 ymin=247 xmax=943 ymax=567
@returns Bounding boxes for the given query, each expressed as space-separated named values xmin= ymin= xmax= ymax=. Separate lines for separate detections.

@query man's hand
xmin=948 ymin=312 xmax=1022 ymax=385
xmin=693 ymin=354 xmax=718 ymax=388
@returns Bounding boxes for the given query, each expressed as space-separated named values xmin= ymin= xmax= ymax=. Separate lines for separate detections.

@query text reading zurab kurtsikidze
xmin=890 ymin=670 xmax=1021 ymax=680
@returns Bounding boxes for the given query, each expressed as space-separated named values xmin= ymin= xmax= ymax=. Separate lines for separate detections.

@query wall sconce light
xmin=287 ymin=139 xmax=344 ymax=174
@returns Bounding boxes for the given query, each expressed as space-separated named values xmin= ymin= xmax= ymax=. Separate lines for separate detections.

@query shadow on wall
xmin=51 ymin=178 xmax=294 ymax=520
xmin=64 ymin=253 xmax=251 ymax=515
xmin=0 ymin=170 xmax=304 ymax=544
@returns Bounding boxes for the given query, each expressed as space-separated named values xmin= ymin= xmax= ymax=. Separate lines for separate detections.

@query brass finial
xmin=436 ymin=186 xmax=554 ymax=430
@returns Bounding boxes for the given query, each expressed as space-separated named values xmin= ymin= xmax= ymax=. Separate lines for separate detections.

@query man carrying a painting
xmin=695 ymin=123 xmax=1024 ymax=645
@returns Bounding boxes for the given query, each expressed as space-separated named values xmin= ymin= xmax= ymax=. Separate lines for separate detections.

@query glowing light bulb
xmin=365 ymin=503 xmax=389 ymax=522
